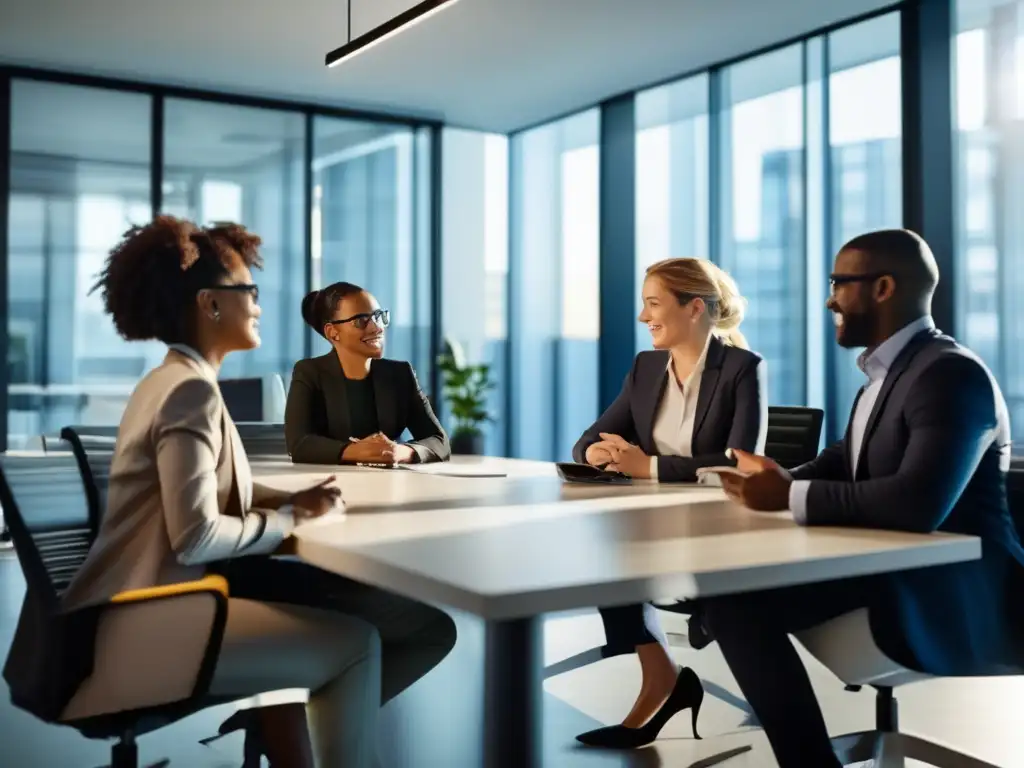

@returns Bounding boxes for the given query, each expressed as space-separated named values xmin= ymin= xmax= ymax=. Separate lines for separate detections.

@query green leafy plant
xmin=437 ymin=343 xmax=495 ymax=438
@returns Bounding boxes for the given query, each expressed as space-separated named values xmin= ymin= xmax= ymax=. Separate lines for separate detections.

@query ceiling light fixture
xmin=326 ymin=0 xmax=461 ymax=68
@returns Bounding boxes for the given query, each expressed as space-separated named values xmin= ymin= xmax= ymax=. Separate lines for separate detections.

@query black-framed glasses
xmin=206 ymin=283 xmax=260 ymax=303
xmin=829 ymin=272 xmax=889 ymax=293
xmin=328 ymin=308 xmax=390 ymax=330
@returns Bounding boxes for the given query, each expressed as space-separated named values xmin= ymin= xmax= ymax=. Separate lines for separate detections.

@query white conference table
xmin=253 ymin=456 xmax=981 ymax=768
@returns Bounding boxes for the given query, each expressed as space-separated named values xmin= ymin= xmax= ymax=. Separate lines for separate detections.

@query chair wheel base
xmin=832 ymin=730 xmax=1002 ymax=768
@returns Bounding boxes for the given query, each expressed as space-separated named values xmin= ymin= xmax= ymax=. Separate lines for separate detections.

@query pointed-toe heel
xmin=576 ymin=666 xmax=705 ymax=749
xmin=200 ymin=708 xmax=266 ymax=767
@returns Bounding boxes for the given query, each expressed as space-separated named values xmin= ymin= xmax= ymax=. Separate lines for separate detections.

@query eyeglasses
xmin=206 ymin=283 xmax=260 ymax=303
xmin=328 ymin=309 xmax=390 ymax=330
xmin=829 ymin=272 xmax=889 ymax=294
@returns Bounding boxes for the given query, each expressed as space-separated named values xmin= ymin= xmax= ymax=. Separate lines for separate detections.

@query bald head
xmin=840 ymin=229 xmax=939 ymax=306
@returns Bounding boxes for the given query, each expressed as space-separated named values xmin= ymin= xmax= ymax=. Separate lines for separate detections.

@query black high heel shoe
xmin=199 ymin=708 xmax=266 ymax=767
xmin=575 ymin=666 xmax=704 ymax=748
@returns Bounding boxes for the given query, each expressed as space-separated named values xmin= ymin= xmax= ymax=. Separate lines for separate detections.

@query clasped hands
xmin=584 ymin=433 xmax=652 ymax=479
xmin=341 ymin=432 xmax=416 ymax=464
xmin=718 ymin=449 xmax=793 ymax=512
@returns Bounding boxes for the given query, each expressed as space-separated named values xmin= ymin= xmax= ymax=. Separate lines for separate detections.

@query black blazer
xmin=572 ymin=337 xmax=768 ymax=482
xmin=793 ymin=329 xmax=1024 ymax=675
xmin=285 ymin=353 xmax=450 ymax=465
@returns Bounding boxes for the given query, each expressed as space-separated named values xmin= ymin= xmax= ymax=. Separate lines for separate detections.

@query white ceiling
xmin=9 ymin=78 xmax=407 ymax=168
xmin=0 ymin=0 xmax=899 ymax=134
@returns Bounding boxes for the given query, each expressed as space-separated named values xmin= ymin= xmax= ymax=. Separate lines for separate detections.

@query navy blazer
xmin=572 ymin=336 xmax=768 ymax=482
xmin=793 ymin=329 xmax=1024 ymax=675
xmin=284 ymin=354 xmax=450 ymax=465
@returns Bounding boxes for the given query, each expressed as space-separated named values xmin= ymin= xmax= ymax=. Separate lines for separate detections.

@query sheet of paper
xmin=695 ymin=466 xmax=751 ymax=487
xmin=400 ymin=463 xmax=508 ymax=478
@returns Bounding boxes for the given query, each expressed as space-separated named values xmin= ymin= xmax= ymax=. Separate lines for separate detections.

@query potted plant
xmin=437 ymin=340 xmax=495 ymax=456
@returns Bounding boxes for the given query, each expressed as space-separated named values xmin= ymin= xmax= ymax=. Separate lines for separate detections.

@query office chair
xmin=764 ymin=406 xmax=824 ymax=468
xmin=61 ymin=428 xmax=117 ymax=530
xmin=0 ymin=451 xmax=231 ymax=768
xmin=219 ymin=374 xmax=287 ymax=423
xmin=791 ymin=464 xmax=1024 ymax=767
xmin=795 ymin=609 xmax=1001 ymax=767
xmin=234 ymin=422 xmax=289 ymax=460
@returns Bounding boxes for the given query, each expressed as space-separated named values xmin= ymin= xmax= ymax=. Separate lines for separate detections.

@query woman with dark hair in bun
xmin=57 ymin=216 xmax=382 ymax=768
xmin=285 ymin=282 xmax=450 ymax=465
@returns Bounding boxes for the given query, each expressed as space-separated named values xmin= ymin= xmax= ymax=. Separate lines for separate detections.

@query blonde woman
xmin=572 ymin=257 xmax=768 ymax=749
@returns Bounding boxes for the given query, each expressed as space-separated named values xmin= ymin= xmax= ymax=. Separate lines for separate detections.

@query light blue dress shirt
xmin=789 ymin=315 xmax=936 ymax=524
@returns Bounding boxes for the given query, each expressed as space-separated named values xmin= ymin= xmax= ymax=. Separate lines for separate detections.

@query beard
xmin=835 ymin=308 xmax=876 ymax=349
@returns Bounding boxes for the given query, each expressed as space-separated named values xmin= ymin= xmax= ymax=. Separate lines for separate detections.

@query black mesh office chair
xmin=764 ymin=406 xmax=824 ymax=468
xmin=0 ymin=451 xmax=230 ymax=768
xmin=234 ymin=422 xmax=290 ymax=460
xmin=61 ymin=427 xmax=117 ymax=528
xmin=219 ymin=375 xmax=286 ymax=423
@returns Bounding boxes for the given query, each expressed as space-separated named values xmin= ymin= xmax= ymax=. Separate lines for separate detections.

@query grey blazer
xmin=572 ymin=337 xmax=768 ymax=482
xmin=285 ymin=353 xmax=450 ymax=465
xmin=793 ymin=329 xmax=1024 ymax=676
xmin=61 ymin=349 xmax=294 ymax=613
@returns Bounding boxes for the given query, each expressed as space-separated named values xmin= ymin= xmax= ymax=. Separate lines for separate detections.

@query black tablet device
xmin=555 ymin=462 xmax=631 ymax=484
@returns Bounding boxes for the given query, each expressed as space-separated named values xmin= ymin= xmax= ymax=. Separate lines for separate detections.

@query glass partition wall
xmin=3 ymin=73 xmax=434 ymax=449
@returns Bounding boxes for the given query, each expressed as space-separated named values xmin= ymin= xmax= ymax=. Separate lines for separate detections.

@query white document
xmin=399 ymin=464 xmax=508 ymax=478
xmin=695 ymin=466 xmax=751 ymax=486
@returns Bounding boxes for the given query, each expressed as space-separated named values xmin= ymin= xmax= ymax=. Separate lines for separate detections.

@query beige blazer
xmin=61 ymin=348 xmax=294 ymax=613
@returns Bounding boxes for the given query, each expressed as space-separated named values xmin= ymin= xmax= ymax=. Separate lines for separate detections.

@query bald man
xmin=708 ymin=229 xmax=1024 ymax=768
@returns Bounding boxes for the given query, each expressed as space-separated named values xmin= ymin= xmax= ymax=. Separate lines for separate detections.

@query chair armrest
xmin=110 ymin=574 xmax=228 ymax=604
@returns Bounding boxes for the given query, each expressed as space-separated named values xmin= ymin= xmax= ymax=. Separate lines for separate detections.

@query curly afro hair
xmin=92 ymin=215 xmax=263 ymax=345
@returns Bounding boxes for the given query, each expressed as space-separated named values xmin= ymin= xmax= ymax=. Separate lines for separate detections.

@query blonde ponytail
xmin=706 ymin=263 xmax=748 ymax=349
xmin=645 ymin=257 xmax=749 ymax=349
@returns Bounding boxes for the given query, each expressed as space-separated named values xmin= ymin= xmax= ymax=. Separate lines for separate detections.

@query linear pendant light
xmin=326 ymin=0 xmax=461 ymax=68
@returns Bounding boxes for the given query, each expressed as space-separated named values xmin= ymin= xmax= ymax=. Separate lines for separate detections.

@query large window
xmin=954 ymin=0 xmax=1024 ymax=432
xmin=311 ymin=118 xmax=431 ymax=388
xmin=634 ymin=74 xmax=710 ymax=352
xmin=3 ymin=77 xmax=431 ymax=449
xmin=7 ymin=80 xmax=152 ymax=447
xmin=719 ymin=45 xmax=806 ymax=407
xmin=440 ymin=129 xmax=509 ymax=455
xmin=631 ymin=15 xmax=901 ymax=435
xmin=163 ymin=99 xmax=306 ymax=387
xmin=509 ymin=110 xmax=600 ymax=461
xmin=826 ymin=13 xmax=903 ymax=430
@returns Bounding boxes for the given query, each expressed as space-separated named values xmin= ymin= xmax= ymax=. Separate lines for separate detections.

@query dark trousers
xmin=702 ymin=576 xmax=879 ymax=768
xmin=220 ymin=556 xmax=458 ymax=703
xmin=599 ymin=602 xmax=668 ymax=652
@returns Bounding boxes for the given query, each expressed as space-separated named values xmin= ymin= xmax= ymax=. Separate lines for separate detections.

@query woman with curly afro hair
xmin=59 ymin=216 xmax=382 ymax=768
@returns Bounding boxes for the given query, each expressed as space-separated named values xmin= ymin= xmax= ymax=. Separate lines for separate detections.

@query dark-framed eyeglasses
xmin=205 ymin=283 xmax=260 ymax=303
xmin=829 ymin=272 xmax=889 ymax=294
xmin=328 ymin=308 xmax=390 ymax=330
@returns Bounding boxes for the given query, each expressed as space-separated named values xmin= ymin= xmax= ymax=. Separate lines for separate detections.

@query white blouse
xmin=649 ymin=334 xmax=712 ymax=481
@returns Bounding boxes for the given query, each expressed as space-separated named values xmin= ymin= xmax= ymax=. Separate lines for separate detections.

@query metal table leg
xmin=483 ymin=616 xmax=543 ymax=768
